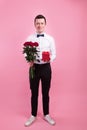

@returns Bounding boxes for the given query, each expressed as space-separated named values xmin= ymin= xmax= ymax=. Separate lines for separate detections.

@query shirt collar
xmin=35 ymin=32 xmax=46 ymax=37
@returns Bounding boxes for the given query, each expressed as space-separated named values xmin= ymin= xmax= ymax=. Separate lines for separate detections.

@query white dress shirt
xmin=25 ymin=32 xmax=56 ymax=64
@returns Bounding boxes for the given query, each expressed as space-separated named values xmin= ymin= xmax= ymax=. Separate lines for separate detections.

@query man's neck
xmin=36 ymin=31 xmax=45 ymax=34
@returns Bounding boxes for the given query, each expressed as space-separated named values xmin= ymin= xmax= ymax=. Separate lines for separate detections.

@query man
xmin=24 ymin=14 xmax=56 ymax=126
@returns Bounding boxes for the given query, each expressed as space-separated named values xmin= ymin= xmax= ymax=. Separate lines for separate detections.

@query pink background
xmin=0 ymin=0 xmax=87 ymax=130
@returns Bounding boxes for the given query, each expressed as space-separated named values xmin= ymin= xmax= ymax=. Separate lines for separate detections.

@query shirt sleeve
xmin=50 ymin=37 xmax=56 ymax=62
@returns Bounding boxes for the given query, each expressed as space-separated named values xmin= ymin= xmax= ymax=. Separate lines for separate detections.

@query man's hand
xmin=29 ymin=62 xmax=34 ymax=67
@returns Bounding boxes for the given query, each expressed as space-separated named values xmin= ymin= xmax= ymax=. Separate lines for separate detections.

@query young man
xmin=24 ymin=14 xmax=56 ymax=126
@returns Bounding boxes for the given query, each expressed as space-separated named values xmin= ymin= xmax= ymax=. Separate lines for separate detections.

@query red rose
xmin=33 ymin=42 xmax=39 ymax=47
xmin=42 ymin=51 xmax=50 ymax=62
xmin=29 ymin=42 xmax=34 ymax=47
xmin=24 ymin=41 xmax=33 ymax=47
xmin=24 ymin=41 xmax=39 ymax=47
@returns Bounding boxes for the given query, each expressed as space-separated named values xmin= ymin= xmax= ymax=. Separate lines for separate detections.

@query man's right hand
xmin=29 ymin=62 xmax=34 ymax=67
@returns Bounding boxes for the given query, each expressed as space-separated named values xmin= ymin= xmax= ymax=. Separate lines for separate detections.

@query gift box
xmin=42 ymin=51 xmax=50 ymax=62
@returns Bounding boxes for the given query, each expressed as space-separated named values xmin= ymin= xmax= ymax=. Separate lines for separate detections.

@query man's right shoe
xmin=24 ymin=115 xmax=36 ymax=126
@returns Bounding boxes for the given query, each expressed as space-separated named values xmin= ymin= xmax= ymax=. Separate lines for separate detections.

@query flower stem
xmin=29 ymin=66 xmax=35 ymax=79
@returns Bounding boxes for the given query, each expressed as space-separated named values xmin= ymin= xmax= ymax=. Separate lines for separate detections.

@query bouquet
xmin=23 ymin=41 xmax=39 ymax=79
xmin=42 ymin=51 xmax=50 ymax=62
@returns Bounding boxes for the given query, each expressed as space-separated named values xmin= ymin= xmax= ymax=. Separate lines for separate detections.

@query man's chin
xmin=37 ymin=30 xmax=44 ymax=34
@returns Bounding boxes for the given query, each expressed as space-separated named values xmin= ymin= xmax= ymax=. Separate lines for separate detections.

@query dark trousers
xmin=29 ymin=63 xmax=52 ymax=116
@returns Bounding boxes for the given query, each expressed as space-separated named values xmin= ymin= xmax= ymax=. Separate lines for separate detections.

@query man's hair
xmin=34 ymin=14 xmax=46 ymax=24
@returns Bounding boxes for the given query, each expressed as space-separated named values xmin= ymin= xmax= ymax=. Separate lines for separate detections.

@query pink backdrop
xmin=0 ymin=0 xmax=87 ymax=130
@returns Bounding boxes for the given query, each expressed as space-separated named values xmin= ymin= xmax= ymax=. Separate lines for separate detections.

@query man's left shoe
xmin=44 ymin=114 xmax=56 ymax=125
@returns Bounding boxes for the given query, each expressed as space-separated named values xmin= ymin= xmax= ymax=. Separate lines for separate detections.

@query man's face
xmin=34 ymin=18 xmax=46 ymax=34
